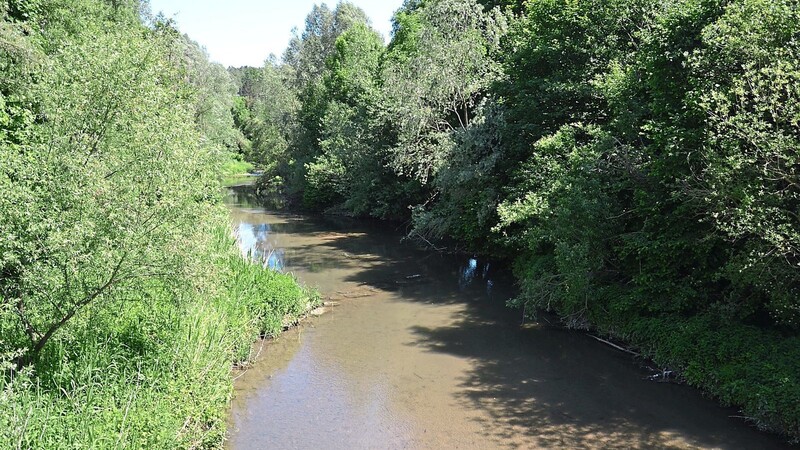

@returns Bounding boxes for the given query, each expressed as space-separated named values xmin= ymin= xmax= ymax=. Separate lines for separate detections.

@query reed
xmin=0 ymin=221 xmax=317 ymax=448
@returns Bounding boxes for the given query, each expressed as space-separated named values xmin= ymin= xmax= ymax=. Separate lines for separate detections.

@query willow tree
xmin=381 ymin=0 xmax=507 ymax=185
xmin=174 ymin=33 xmax=242 ymax=154
xmin=0 ymin=0 xmax=217 ymax=368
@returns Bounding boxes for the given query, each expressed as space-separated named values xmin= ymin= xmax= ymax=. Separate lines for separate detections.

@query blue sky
xmin=148 ymin=0 xmax=403 ymax=67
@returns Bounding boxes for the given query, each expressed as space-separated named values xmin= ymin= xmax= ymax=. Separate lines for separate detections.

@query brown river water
xmin=224 ymin=185 xmax=792 ymax=449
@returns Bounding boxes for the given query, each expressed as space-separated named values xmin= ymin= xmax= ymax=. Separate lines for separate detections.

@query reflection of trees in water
xmin=225 ymin=186 xmax=261 ymax=208
xmin=226 ymin=185 xmax=286 ymax=210
xmin=459 ymin=257 xmax=494 ymax=295
xmin=263 ymin=250 xmax=285 ymax=271
xmin=235 ymin=222 xmax=286 ymax=271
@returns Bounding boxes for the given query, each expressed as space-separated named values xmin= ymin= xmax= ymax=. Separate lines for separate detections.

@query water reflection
xmin=458 ymin=257 xmax=495 ymax=296
xmin=459 ymin=258 xmax=478 ymax=289
xmin=225 ymin=184 xmax=792 ymax=450
xmin=224 ymin=183 xmax=286 ymax=210
xmin=235 ymin=222 xmax=285 ymax=271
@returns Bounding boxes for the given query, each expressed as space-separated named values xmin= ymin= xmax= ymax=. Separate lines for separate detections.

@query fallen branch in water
xmin=588 ymin=334 xmax=640 ymax=356
xmin=647 ymin=369 xmax=675 ymax=382
xmin=408 ymin=230 xmax=448 ymax=252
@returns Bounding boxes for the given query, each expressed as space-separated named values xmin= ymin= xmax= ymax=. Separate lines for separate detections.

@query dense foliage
xmin=0 ymin=0 xmax=313 ymax=447
xmin=234 ymin=0 xmax=800 ymax=440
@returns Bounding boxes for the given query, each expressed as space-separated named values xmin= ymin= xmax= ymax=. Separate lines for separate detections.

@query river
xmin=224 ymin=184 xmax=791 ymax=449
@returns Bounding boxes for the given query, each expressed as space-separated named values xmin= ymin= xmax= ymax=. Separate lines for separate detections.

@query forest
xmin=1 ymin=0 xmax=799 ymax=447
xmin=232 ymin=0 xmax=800 ymax=441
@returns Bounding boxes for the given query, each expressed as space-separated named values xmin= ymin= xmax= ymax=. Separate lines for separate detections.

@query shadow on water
xmin=295 ymin=232 xmax=791 ymax=448
xmin=226 ymin=185 xmax=792 ymax=449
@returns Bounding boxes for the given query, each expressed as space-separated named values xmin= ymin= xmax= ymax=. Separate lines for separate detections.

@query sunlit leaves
xmin=689 ymin=0 xmax=800 ymax=325
xmin=0 ymin=0 xmax=217 ymax=364
xmin=382 ymin=0 xmax=507 ymax=183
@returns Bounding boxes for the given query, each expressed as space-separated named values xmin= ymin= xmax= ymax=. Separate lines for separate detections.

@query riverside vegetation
xmin=232 ymin=0 xmax=800 ymax=442
xmin=0 ymin=0 xmax=315 ymax=448
xmin=2 ymin=0 xmax=800 ymax=447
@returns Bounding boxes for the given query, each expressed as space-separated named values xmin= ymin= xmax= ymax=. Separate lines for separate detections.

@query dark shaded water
xmin=224 ymin=185 xmax=791 ymax=449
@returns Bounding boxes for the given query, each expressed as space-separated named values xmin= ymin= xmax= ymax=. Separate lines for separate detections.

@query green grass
xmin=218 ymin=153 xmax=254 ymax=178
xmin=0 ymin=222 xmax=317 ymax=449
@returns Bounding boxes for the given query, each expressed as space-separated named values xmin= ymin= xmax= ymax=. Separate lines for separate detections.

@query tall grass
xmin=0 ymin=218 xmax=317 ymax=449
xmin=218 ymin=153 xmax=254 ymax=178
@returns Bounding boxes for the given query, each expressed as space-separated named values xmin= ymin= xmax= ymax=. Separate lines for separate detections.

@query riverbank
xmin=0 ymin=216 xmax=317 ymax=448
xmin=0 ymin=1 xmax=318 ymax=447
xmin=246 ymin=183 xmax=799 ymax=445
xmin=581 ymin=306 xmax=800 ymax=442
xmin=226 ymin=185 xmax=793 ymax=449
xmin=226 ymin=0 xmax=800 ymax=443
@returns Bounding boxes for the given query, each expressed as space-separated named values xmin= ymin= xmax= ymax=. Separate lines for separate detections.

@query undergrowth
xmin=0 ymin=217 xmax=317 ymax=449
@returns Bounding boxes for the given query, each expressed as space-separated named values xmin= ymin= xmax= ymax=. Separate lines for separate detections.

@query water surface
xmin=225 ymin=186 xmax=790 ymax=449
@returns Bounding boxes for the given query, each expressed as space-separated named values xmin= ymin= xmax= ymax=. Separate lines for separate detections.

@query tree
xmin=0 ymin=0 xmax=217 ymax=367
xmin=173 ymin=33 xmax=242 ymax=153
xmin=381 ymin=0 xmax=507 ymax=184
xmin=283 ymin=2 xmax=372 ymax=90
xmin=304 ymin=23 xmax=422 ymax=217
xmin=230 ymin=60 xmax=299 ymax=176
xmin=688 ymin=0 xmax=800 ymax=326
xmin=281 ymin=2 xmax=374 ymax=201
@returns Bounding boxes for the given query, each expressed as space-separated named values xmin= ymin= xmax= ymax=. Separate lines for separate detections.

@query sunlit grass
xmin=0 ymin=222 xmax=317 ymax=449
xmin=219 ymin=154 xmax=254 ymax=179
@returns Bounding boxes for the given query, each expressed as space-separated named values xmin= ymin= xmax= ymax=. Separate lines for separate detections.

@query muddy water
xmin=224 ymin=186 xmax=790 ymax=450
